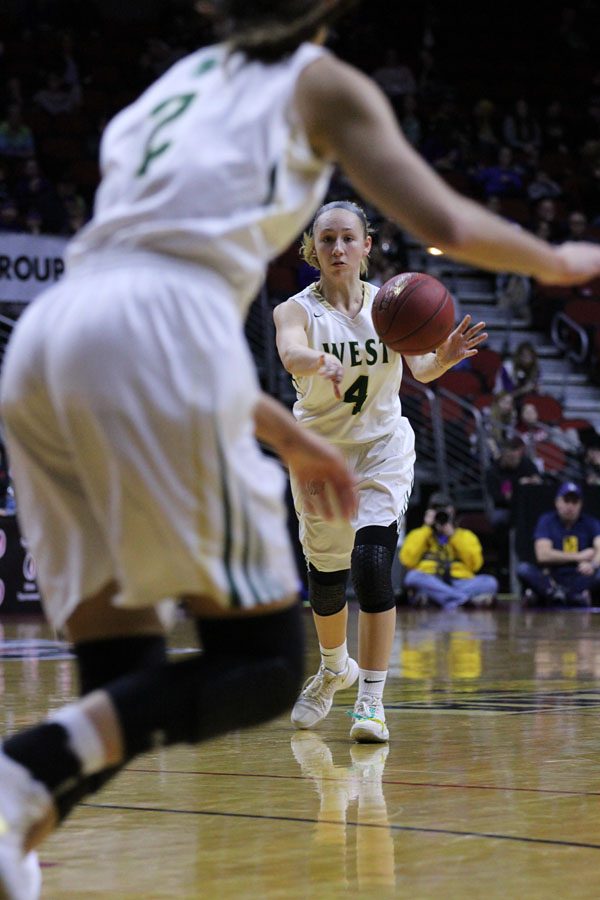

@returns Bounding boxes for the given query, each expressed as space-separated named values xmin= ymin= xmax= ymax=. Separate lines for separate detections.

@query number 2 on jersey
xmin=343 ymin=375 xmax=368 ymax=414
xmin=136 ymin=93 xmax=196 ymax=177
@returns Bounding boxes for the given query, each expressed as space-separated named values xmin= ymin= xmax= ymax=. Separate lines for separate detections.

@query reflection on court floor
xmin=2 ymin=605 xmax=600 ymax=898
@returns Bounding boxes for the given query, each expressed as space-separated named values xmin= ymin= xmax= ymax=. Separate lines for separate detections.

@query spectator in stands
xmin=527 ymin=169 xmax=563 ymax=203
xmin=494 ymin=340 xmax=540 ymax=402
xmin=485 ymin=391 xmax=517 ymax=459
xmin=530 ymin=197 xmax=564 ymax=243
xmin=399 ymin=94 xmax=422 ymax=148
xmin=472 ymin=146 xmax=525 ymax=199
xmin=23 ymin=208 xmax=43 ymax=235
xmin=0 ymin=161 xmax=11 ymax=204
xmin=14 ymin=158 xmax=65 ymax=234
xmin=471 ymin=98 xmax=500 ymax=160
xmin=0 ymin=199 xmax=20 ymax=232
xmin=502 ymin=98 xmax=542 ymax=157
xmin=0 ymin=104 xmax=35 ymax=159
xmin=486 ymin=435 xmax=542 ymax=531
xmin=400 ymin=492 xmax=498 ymax=609
xmin=33 ymin=71 xmax=81 ymax=116
xmin=517 ymin=481 xmax=600 ymax=606
xmin=565 ymin=209 xmax=593 ymax=242
xmin=495 ymin=272 xmax=532 ymax=326
xmin=541 ymin=99 xmax=570 ymax=154
xmin=371 ymin=48 xmax=416 ymax=115
xmin=582 ymin=442 xmax=600 ymax=485
xmin=517 ymin=400 xmax=580 ymax=459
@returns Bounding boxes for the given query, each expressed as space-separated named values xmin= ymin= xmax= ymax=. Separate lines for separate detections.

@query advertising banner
xmin=0 ymin=233 xmax=68 ymax=303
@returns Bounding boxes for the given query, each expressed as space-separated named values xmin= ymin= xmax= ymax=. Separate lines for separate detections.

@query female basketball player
xmin=2 ymin=1 xmax=600 ymax=894
xmin=274 ymin=201 xmax=485 ymax=742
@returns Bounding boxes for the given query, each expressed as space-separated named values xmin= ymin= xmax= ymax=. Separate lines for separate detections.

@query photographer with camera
xmin=400 ymin=492 xmax=499 ymax=609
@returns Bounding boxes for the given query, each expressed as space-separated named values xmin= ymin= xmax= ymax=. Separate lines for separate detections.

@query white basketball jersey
xmin=290 ymin=282 xmax=408 ymax=444
xmin=67 ymin=42 xmax=333 ymax=313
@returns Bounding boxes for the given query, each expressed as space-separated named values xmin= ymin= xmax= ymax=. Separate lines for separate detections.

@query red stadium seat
xmin=564 ymin=299 xmax=600 ymax=326
xmin=469 ymin=348 xmax=503 ymax=391
xmin=534 ymin=441 xmax=566 ymax=475
xmin=436 ymin=370 xmax=482 ymax=397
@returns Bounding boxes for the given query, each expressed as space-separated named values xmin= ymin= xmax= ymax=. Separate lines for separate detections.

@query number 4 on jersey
xmin=343 ymin=375 xmax=368 ymax=414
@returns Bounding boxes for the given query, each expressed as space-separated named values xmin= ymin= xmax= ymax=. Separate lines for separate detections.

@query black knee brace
xmin=54 ymin=635 xmax=170 ymax=822
xmin=308 ymin=565 xmax=349 ymax=616
xmin=351 ymin=523 xmax=398 ymax=613
xmin=105 ymin=603 xmax=304 ymax=759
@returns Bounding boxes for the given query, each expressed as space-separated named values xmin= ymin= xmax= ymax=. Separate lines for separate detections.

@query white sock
xmin=358 ymin=669 xmax=387 ymax=701
xmin=320 ymin=641 xmax=348 ymax=674
xmin=50 ymin=705 xmax=107 ymax=776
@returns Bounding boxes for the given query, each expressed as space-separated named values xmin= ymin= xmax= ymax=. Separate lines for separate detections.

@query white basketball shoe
xmin=0 ymin=752 xmax=51 ymax=900
xmin=291 ymin=658 xmax=359 ymax=729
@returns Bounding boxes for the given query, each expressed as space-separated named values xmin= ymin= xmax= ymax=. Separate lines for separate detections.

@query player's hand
xmin=317 ymin=353 xmax=344 ymax=399
xmin=284 ymin=428 xmax=357 ymax=520
xmin=435 ymin=315 xmax=487 ymax=367
xmin=537 ymin=242 xmax=600 ymax=286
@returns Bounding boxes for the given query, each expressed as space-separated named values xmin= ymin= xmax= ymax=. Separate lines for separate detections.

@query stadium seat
xmin=534 ymin=441 xmax=566 ymax=475
xmin=521 ymin=392 xmax=563 ymax=424
xmin=469 ymin=347 xmax=503 ymax=391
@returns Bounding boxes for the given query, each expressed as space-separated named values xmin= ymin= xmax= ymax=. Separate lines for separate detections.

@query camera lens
xmin=434 ymin=510 xmax=449 ymax=526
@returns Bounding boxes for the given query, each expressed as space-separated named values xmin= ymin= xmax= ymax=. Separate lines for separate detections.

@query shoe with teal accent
xmin=349 ymin=696 xmax=389 ymax=743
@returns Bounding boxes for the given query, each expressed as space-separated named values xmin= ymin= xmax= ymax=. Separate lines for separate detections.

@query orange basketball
xmin=372 ymin=272 xmax=455 ymax=354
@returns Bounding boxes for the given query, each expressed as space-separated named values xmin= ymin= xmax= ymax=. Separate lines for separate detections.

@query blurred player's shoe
xmin=291 ymin=658 xmax=358 ymax=729
xmin=470 ymin=592 xmax=496 ymax=608
xmin=0 ymin=752 xmax=50 ymax=900
xmin=349 ymin=696 xmax=389 ymax=743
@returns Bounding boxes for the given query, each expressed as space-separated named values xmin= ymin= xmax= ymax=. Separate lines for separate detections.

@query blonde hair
xmin=300 ymin=200 xmax=373 ymax=275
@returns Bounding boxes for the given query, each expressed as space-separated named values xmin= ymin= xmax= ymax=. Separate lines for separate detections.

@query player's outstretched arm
xmin=273 ymin=301 xmax=343 ymax=397
xmin=296 ymin=56 xmax=600 ymax=286
xmin=405 ymin=315 xmax=488 ymax=382
xmin=254 ymin=392 xmax=356 ymax=520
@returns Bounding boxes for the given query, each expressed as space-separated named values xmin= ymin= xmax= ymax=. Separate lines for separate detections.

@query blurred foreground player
xmin=3 ymin=1 xmax=600 ymax=896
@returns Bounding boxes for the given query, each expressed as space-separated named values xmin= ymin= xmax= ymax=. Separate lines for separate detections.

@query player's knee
xmin=351 ymin=541 xmax=396 ymax=613
xmin=308 ymin=565 xmax=349 ymax=616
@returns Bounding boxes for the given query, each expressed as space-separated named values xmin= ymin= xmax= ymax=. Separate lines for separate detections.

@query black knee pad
xmin=105 ymin=604 xmax=305 ymax=759
xmin=352 ymin=523 xmax=398 ymax=613
xmin=307 ymin=565 xmax=349 ymax=616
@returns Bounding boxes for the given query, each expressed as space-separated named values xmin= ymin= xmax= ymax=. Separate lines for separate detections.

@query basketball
xmin=371 ymin=272 xmax=455 ymax=354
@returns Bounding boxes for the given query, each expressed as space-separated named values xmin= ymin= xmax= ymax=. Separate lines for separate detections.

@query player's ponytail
xmin=210 ymin=0 xmax=359 ymax=63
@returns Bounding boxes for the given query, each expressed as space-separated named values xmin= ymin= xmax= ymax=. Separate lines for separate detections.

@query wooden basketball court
xmin=3 ymin=602 xmax=600 ymax=898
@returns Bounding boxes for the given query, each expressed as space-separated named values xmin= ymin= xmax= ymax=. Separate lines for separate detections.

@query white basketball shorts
xmin=290 ymin=422 xmax=415 ymax=572
xmin=0 ymin=253 xmax=299 ymax=629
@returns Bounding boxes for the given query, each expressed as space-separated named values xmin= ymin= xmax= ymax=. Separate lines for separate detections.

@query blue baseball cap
xmin=556 ymin=481 xmax=582 ymax=499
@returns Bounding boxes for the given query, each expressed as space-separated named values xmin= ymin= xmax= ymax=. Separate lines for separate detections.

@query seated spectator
xmin=564 ymin=209 xmax=594 ymax=242
xmin=471 ymin=98 xmax=500 ymax=159
xmin=517 ymin=482 xmax=600 ymax=606
xmin=530 ymin=197 xmax=564 ymax=242
xmin=527 ymin=169 xmax=563 ymax=203
xmin=371 ymin=49 xmax=416 ymax=115
xmin=400 ymin=492 xmax=498 ymax=610
xmin=494 ymin=340 xmax=540 ymax=402
xmin=502 ymin=98 xmax=542 ymax=157
xmin=400 ymin=94 xmax=422 ymax=148
xmin=484 ymin=391 xmax=517 ymax=459
xmin=583 ymin=442 xmax=600 ymax=485
xmin=472 ymin=146 xmax=525 ymax=198
xmin=495 ymin=272 xmax=532 ymax=326
xmin=33 ymin=71 xmax=81 ymax=116
xmin=486 ymin=435 xmax=542 ymax=531
xmin=0 ymin=104 xmax=35 ymax=159
xmin=517 ymin=401 xmax=581 ymax=458
xmin=0 ymin=199 xmax=20 ymax=232
xmin=14 ymin=158 xmax=65 ymax=234
xmin=541 ymin=99 xmax=570 ymax=154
